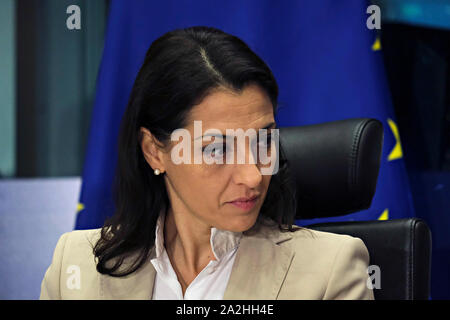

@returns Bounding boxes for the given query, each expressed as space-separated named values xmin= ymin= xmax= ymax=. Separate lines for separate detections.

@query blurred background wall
xmin=0 ymin=0 xmax=108 ymax=299
xmin=14 ymin=0 xmax=107 ymax=177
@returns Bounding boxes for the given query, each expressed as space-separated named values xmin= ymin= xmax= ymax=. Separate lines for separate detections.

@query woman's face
xmin=141 ymin=84 xmax=276 ymax=232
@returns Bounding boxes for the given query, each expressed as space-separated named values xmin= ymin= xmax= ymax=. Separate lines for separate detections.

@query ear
xmin=139 ymin=127 xmax=166 ymax=173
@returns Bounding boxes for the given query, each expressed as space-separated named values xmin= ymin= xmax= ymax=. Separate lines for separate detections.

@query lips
xmin=229 ymin=195 xmax=259 ymax=202
xmin=228 ymin=195 xmax=259 ymax=211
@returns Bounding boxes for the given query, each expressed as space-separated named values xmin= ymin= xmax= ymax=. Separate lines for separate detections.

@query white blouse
xmin=150 ymin=212 xmax=242 ymax=300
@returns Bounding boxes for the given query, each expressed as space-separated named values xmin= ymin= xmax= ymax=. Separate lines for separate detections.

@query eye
xmin=202 ymin=143 xmax=226 ymax=158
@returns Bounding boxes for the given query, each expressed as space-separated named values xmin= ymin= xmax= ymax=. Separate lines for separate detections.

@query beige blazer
xmin=40 ymin=222 xmax=374 ymax=300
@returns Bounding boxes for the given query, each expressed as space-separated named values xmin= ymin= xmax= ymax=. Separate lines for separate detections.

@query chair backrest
xmin=279 ymin=118 xmax=432 ymax=300
xmin=279 ymin=118 xmax=383 ymax=219
xmin=307 ymin=219 xmax=432 ymax=300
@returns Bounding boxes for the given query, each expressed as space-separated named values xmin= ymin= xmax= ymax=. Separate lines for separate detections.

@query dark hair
xmin=94 ymin=26 xmax=298 ymax=277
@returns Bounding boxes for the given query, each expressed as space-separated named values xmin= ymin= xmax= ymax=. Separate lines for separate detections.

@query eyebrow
xmin=194 ymin=122 xmax=277 ymax=141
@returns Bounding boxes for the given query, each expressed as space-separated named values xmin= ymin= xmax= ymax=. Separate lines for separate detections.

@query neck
xmin=163 ymin=206 xmax=216 ymax=275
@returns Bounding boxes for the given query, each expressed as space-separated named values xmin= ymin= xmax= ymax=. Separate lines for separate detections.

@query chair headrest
xmin=279 ymin=118 xmax=384 ymax=219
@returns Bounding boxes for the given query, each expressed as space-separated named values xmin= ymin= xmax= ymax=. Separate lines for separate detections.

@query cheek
xmin=169 ymin=164 xmax=223 ymax=203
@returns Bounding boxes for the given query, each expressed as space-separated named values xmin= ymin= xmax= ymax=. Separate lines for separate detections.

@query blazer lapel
xmin=100 ymin=247 xmax=157 ymax=299
xmin=223 ymin=225 xmax=295 ymax=300
xmin=100 ymin=223 xmax=295 ymax=300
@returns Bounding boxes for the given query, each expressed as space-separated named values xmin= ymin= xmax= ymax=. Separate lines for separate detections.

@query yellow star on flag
xmin=77 ymin=203 xmax=85 ymax=213
xmin=387 ymin=118 xmax=403 ymax=161
xmin=378 ymin=208 xmax=389 ymax=220
xmin=372 ymin=36 xmax=381 ymax=51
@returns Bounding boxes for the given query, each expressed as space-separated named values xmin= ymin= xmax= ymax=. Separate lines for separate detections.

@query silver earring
xmin=154 ymin=168 xmax=161 ymax=175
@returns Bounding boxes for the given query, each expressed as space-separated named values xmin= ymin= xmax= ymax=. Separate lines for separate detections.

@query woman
xmin=40 ymin=26 xmax=374 ymax=300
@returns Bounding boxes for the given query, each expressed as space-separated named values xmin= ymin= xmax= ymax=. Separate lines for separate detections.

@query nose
xmin=232 ymin=162 xmax=263 ymax=188
xmin=231 ymin=138 xmax=263 ymax=188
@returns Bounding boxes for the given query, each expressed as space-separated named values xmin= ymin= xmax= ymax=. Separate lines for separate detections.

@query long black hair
xmin=94 ymin=26 xmax=298 ymax=277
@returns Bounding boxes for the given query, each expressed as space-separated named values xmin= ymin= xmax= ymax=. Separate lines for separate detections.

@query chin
xmin=223 ymin=213 xmax=259 ymax=232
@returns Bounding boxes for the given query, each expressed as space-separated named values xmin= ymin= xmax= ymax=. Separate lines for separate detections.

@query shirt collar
xmin=154 ymin=211 xmax=242 ymax=261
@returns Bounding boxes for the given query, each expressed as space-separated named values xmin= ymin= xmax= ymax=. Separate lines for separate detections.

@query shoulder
xmin=58 ymin=228 xmax=103 ymax=268
xmin=261 ymin=225 xmax=371 ymax=272
xmin=246 ymin=220 xmax=370 ymax=274
xmin=288 ymin=227 xmax=374 ymax=299
xmin=40 ymin=228 xmax=102 ymax=300
xmin=286 ymin=226 xmax=369 ymax=257
xmin=62 ymin=228 xmax=102 ymax=247
xmin=55 ymin=228 xmax=103 ymax=262
xmin=270 ymin=225 xmax=369 ymax=270
xmin=250 ymin=222 xmax=374 ymax=299
xmin=246 ymin=219 xmax=367 ymax=255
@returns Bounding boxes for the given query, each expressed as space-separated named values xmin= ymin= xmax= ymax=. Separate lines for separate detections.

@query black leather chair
xmin=279 ymin=118 xmax=432 ymax=300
